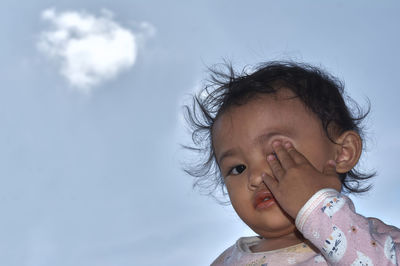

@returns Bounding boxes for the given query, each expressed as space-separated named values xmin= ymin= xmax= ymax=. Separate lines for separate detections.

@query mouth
xmin=253 ymin=190 xmax=276 ymax=210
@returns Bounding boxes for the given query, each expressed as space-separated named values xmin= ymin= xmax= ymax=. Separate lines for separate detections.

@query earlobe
xmin=334 ymin=131 xmax=362 ymax=173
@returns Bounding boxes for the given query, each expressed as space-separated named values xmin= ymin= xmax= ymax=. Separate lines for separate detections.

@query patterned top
xmin=211 ymin=189 xmax=400 ymax=265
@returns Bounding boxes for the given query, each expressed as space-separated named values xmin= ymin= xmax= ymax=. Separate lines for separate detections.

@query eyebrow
xmin=217 ymin=131 xmax=282 ymax=165
xmin=252 ymin=132 xmax=282 ymax=146
xmin=217 ymin=148 xmax=237 ymax=166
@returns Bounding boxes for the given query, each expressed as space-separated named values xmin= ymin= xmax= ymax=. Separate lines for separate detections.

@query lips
xmin=253 ymin=190 xmax=276 ymax=210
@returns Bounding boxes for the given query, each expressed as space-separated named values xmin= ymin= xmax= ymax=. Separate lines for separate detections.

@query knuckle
xmin=275 ymin=146 xmax=285 ymax=153
xmin=284 ymin=161 xmax=295 ymax=169
xmin=275 ymin=167 xmax=283 ymax=174
xmin=272 ymin=165 xmax=281 ymax=173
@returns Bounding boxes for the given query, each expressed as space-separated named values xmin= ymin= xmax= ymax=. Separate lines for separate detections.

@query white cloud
xmin=38 ymin=8 xmax=153 ymax=93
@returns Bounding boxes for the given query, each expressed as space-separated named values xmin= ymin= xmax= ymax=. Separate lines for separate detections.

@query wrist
xmin=295 ymin=188 xmax=339 ymax=232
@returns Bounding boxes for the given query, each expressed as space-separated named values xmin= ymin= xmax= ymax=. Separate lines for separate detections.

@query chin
xmin=251 ymin=215 xmax=297 ymax=238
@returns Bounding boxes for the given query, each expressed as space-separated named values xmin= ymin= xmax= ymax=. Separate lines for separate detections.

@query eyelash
xmin=227 ymin=165 xmax=246 ymax=176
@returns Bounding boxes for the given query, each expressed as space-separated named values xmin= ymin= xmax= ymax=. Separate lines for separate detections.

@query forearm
xmin=296 ymin=189 xmax=400 ymax=265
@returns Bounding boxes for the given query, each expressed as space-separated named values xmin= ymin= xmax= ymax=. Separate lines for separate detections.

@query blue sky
xmin=0 ymin=1 xmax=399 ymax=265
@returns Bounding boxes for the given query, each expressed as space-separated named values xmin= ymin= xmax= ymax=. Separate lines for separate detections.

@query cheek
xmin=225 ymin=178 xmax=239 ymax=196
xmin=225 ymin=178 xmax=247 ymax=202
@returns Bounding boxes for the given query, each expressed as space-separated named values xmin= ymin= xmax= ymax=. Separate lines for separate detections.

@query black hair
xmin=183 ymin=61 xmax=374 ymax=201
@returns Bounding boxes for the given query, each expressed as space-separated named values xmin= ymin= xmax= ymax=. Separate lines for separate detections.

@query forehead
xmin=212 ymin=89 xmax=323 ymax=151
xmin=213 ymin=89 xmax=309 ymax=131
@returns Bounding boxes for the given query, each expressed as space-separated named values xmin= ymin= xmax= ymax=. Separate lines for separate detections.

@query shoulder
xmin=210 ymin=236 xmax=261 ymax=266
xmin=210 ymin=241 xmax=236 ymax=266
xmin=367 ymin=217 xmax=400 ymax=241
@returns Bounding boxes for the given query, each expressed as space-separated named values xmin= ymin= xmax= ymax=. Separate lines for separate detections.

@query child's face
xmin=212 ymin=89 xmax=338 ymax=239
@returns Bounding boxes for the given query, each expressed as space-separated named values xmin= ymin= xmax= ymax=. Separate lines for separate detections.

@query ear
xmin=334 ymin=131 xmax=362 ymax=174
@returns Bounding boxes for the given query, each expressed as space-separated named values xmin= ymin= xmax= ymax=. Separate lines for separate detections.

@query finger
xmin=323 ymin=160 xmax=337 ymax=176
xmin=261 ymin=172 xmax=279 ymax=192
xmin=272 ymin=141 xmax=296 ymax=169
xmin=267 ymin=153 xmax=285 ymax=180
xmin=283 ymin=142 xmax=309 ymax=165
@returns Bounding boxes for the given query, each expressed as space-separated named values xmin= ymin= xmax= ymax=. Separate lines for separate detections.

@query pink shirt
xmin=211 ymin=189 xmax=400 ymax=265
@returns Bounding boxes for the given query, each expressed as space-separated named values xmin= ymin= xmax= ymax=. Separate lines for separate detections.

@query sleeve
xmin=295 ymin=188 xmax=400 ymax=265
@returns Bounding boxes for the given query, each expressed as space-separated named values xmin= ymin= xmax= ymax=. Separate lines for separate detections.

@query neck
xmin=250 ymin=231 xmax=306 ymax=253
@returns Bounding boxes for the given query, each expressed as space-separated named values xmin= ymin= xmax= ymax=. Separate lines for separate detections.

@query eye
xmin=228 ymin=165 xmax=246 ymax=176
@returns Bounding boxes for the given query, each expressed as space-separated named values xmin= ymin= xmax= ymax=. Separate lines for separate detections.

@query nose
xmin=247 ymin=166 xmax=269 ymax=191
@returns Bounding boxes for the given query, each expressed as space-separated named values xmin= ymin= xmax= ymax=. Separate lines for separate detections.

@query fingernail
xmin=267 ymin=154 xmax=275 ymax=161
xmin=272 ymin=141 xmax=281 ymax=147
xmin=261 ymin=173 xmax=267 ymax=178
xmin=284 ymin=142 xmax=292 ymax=148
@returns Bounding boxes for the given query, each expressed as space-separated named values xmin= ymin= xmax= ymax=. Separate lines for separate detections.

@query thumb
xmin=323 ymin=160 xmax=337 ymax=176
xmin=261 ymin=172 xmax=278 ymax=192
